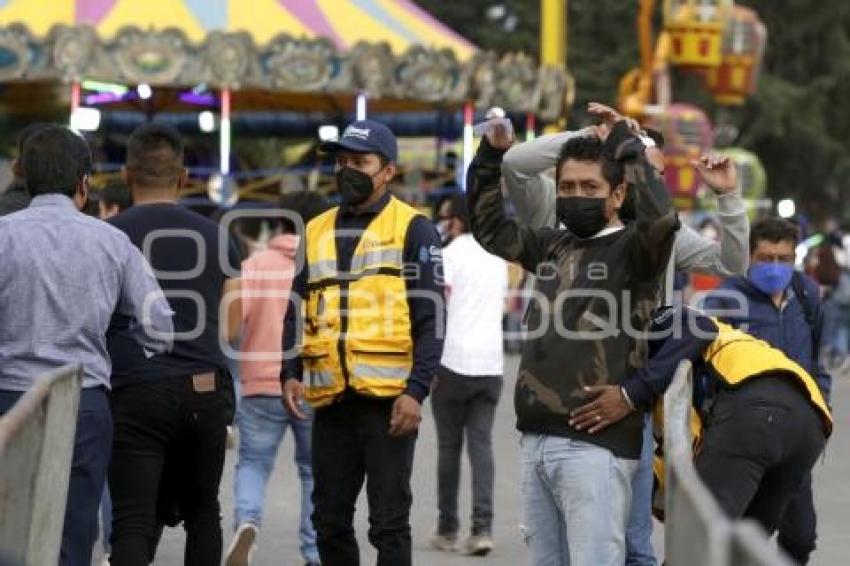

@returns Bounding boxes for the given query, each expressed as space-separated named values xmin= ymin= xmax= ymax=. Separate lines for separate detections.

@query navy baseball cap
xmin=320 ymin=119 xmax=398 ymax=163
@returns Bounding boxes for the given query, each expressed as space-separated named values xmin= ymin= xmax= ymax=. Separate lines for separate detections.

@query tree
xmin=732 ymin=0 xmax=850 ymax=222
xmin=418 ymin=0 xmax=850 ymax=220
xmin=415 ymin=1 xmax=540 ymax=55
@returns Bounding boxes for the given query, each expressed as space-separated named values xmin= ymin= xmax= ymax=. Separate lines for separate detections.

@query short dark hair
xmin=444 ymin=193 xmax=470 ymax=233
xmin=750 ymin=217 xmax=800 ymax=253
xmin=555 ymin=136 xmax=624 ymax=189
xmin=21 ymin=126 xmax=92 ymax=197
xmin=126 ymin=123 xmax=184 ymax=189
xmin=279 ymin=191 xmax=331 ymax=233
xmin=16 ymin=122 xmax=51 ymax=155
xmin=100 ymin=180 xmax=132 ymax=212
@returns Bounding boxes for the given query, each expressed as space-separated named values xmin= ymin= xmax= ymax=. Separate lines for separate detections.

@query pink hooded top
xmin=239 ymin=234 xmax=298 ymax=397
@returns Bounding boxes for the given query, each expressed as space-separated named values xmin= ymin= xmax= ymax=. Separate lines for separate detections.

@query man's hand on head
xmin=587 ymin=102 xmax=641 ymax=138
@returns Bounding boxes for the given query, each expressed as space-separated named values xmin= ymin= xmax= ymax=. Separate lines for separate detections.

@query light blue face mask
xmin=748 ymin=261 xmax=794 ymax=296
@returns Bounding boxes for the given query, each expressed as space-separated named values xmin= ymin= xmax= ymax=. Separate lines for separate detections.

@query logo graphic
xmin=344 ymin=126 xmax=371 ymax=140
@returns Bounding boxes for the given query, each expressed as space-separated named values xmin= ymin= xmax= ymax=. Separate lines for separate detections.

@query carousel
xmin=0 ymin=0 xmax=574 ymax=205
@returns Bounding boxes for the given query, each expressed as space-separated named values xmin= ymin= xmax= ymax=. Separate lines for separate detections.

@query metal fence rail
xmin=663 ymin=360 xmax=791 ymax=566
xmin=0 ymin=365 xmax=83 ymax=566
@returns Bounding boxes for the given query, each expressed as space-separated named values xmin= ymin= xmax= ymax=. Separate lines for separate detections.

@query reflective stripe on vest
xmin=705 ymin=317 xmax=833 ymax=435
xmin=305 ymin=367 xmax=335 ymax=388
xmin=350 ymin=248 xmax=405 ymax=274
xmin=352 ymin=363 xmax=410 ymax=380
xmin=301 ymin=197 xmax=420 ymax=406
xmin=308 ymin=259 xmax=338 ymax=282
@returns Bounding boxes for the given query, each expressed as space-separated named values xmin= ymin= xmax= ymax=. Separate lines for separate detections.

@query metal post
xmin=70 ymin=81 xmax=80 ymax=112
xmin=461 ymin=101 xmax=474 ymax=191
xmin=541 ymin=0 xmax=567 ymax=132
xmin=220 ymin=87 xmax=232 ymax=204
xmin=526 ymin=112 xmax=537 ymax=141
xmin=356 ymin=91 xmax=367 ymax=121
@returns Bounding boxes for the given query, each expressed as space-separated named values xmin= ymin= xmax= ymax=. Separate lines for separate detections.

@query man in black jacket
xmin=467 ymin=104 xmax=678 ymax=565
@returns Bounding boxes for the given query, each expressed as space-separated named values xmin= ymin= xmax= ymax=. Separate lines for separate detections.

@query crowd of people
xmin=0 ymin=102 xmax=842 ymax=566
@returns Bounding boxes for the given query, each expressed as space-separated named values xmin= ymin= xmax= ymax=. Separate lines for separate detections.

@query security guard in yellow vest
xmin=281 ymin=120 xmax=444 ymax=566
xmin=568 ymin=306 xmax=830 ymax=537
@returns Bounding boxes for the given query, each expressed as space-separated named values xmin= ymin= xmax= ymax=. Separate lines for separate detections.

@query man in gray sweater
xmin=501 ymin=105 xmax=749 ymax=566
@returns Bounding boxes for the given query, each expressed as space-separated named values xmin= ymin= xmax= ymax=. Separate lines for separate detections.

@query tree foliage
xmin=417 ymin=0 xmax=850 ymax=220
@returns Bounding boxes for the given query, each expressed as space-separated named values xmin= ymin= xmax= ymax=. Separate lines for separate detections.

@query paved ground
xmin=152 ymin=356 xmax=850 ymax=565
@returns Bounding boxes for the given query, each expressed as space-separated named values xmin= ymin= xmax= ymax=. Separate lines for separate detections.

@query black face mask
xmin=336 ymin=167 xmax=377 ymax=206
xmin=556 ymin=196 xmax=610 ymax=239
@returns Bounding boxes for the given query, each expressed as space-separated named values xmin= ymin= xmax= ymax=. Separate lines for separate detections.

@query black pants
xmin=0 ymin=387 xmax=111 ymax=566
xmin=778 ymin=470 xmax=818 ymax=564
xmin=108 ymin=373 xmax=230 ymax=566
xmin=311 ymin=397 xmax=416 ymax=566
xmin=696 ymin=376 xmax=826 ymax=536
xmin=431 ymin=366 xmax=502 ymax=536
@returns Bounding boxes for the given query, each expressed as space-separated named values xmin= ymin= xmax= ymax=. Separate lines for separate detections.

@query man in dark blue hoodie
xmin=703 ymin=217 xmax=831 ymax=565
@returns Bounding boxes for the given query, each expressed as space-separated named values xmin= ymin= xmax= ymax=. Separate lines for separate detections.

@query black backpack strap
xmin=791 ymin=272 xmax=822 ymax=365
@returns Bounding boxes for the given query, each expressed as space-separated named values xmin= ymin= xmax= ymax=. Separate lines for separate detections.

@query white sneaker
xmin=430 ymin=532 xmax=458 ymax=552
xmin=225 ymin=523 xmax=258 ymax=566
xmin=464 ymin=534 xmax=494 ymax=556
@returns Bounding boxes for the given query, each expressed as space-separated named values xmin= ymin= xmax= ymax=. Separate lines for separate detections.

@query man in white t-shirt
xmin=430 ymin=194 xmax=509 ymax=557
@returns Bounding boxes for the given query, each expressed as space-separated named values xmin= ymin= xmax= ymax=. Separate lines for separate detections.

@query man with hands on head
xmin=503 ymin=102 xmax=746 ymax=566
xmin=468 ymin=103 xmax=678 ymax=566
xmin=502 ymin=103 xmax=748 ymax=285
xmin=280 ymin=120 xmax=444 ymax=566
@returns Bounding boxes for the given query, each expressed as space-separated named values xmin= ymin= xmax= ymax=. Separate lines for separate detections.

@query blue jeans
xmin=625 ymin=416 xmax=657 ymax=565
xmin=520 ymin=434 xmax=639 ymax=566
xmin=233 ymin=395 xmax=319 ymax=564
xmin=0 ymin=387 xmax=112 ymax=566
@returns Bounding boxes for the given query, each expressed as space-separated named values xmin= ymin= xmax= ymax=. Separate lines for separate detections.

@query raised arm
xmin=467 ymin=133 xmax=554 ymax=274
xmin=608 ymin=122 xmax=679 ymax=281
xmin=675 ymin=155 xmax=749 ymax=276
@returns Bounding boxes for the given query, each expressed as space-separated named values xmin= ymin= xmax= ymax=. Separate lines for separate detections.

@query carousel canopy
xmin=0 ymin=0 xmax=572 ymax=120
xmin=0 ymin=0 xmax=476 ymax=59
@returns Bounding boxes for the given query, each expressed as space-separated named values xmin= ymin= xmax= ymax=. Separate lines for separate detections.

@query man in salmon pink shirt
xmin=225 ymin=192 xmax=329 ymax=566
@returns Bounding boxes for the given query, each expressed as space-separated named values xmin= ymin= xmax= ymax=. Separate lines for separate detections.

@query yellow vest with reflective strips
xmin=651 ymin=317 xmax=832 ymax=521
xmin=301 ymin=196 xmax=421 ymax=407
xmin=705 ymin=318 xmax=832 ymax=435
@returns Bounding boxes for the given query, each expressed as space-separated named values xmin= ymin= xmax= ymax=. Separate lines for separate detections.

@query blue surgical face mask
xmin=748 ymin=262 xmax=794 ymax=296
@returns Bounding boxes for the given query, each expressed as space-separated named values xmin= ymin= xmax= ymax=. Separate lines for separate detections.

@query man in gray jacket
xmin=501 ymin=105 xmax=749 ymax=566
xmin=0 ymin=125 xmax=174 ymax=566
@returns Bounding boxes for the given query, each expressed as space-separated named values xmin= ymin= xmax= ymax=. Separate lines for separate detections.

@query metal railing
xmin=0 ymin=365 xmax=83 ymax=566
xmin=663 ymin=360 xmax=791 ymax=566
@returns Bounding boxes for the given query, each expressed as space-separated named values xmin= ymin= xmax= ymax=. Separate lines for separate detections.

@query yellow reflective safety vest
xmin=651 ymin=316 xmax=833 ymax=521
xmin=704 ymin=318 xmax=832 ymax=436
xmin=301 ymin=196 xmax=421 ymax=407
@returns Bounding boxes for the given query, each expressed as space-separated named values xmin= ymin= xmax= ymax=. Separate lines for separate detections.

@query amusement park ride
xmin=617 ymin=0 xmax=768 ymax=212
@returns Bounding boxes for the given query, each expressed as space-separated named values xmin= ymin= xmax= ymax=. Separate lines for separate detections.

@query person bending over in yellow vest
xmin=280 ymin=119 xmax=445 ymax=566
xmin=569 ymin=305 xmax=831 ymax=537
